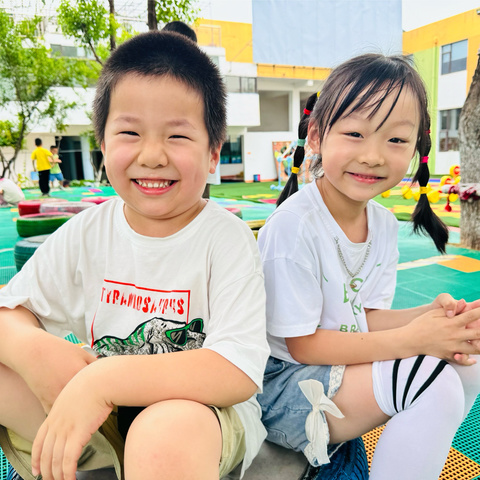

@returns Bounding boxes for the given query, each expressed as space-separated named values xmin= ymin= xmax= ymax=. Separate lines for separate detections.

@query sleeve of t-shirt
xmin=0 ymin=216 xmax=87 ymax=340
xmin=201 ymin=216 xmax=270 ymax=391
xmin=258 ymin=211 xmax=323 ymax=339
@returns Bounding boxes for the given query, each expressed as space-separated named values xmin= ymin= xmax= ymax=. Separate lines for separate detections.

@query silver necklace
xmin=334 ymin=236 xmax=372 ymax=290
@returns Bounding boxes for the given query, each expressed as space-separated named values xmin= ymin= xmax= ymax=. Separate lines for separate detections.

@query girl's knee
xmin=124 ymin=400 xmax=222 ymax=479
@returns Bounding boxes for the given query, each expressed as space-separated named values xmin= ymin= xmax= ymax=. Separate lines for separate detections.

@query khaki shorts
xmin=0 ymin=405 xmax=245 ymax=479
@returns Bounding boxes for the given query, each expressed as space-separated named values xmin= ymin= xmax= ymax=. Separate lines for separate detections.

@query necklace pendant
xmin=349 ymin=280 xmax=357 ymax=290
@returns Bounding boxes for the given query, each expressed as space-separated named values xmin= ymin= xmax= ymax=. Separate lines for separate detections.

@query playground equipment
xmin=271 ymin=142 xmax=295 ymax=192
xmin=381 ymin=164 xmax=461 ymax=209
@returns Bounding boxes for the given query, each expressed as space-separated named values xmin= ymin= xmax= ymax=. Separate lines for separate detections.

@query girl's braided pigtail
xmin=277 ymin=92 xmax=319 ymax=207
xmin=411 ymin=130 xmax=449 ymax=253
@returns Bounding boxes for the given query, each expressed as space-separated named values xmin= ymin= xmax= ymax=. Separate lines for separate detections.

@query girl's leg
xmin=451 ymin=355 xmax=480 ymax=419
xmin=327 ymin=356 xmax=464 ymax=480
xmin=124 ymin=399 xmax=222 ymax=480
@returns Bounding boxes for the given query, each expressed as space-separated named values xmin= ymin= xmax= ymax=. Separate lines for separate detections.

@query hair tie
xmin=316 ymin=91 xmax=321 ymax=97
xmin=420 ymin=187 xmax=429 ymax=195
xmin=303 ymin=108 xmax=311 ymax=115
xmin=291 ymin=167 xmax=300 ymax=174
xmin=297 ymin=139 xmax=306 ymax=147
xmin=421 ymin=156 xmax=429 ymax=164
xmin=426 ymin=130 xmax=431 ymax=134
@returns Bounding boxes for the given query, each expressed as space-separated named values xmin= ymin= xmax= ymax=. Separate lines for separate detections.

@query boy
xmin=31 ymin=138 xmax=53 ymax=197
xmin=0 ymin=31 xmax=269 ymax=480
xmin=48 ymin=145 xmax=66 ymax=190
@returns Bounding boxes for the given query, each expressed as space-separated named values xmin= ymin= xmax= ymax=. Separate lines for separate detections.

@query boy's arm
xmin=0 ymin=306 xmax=96 ymax=413
xmin=32 ymin=348 xmax=256 ymax=480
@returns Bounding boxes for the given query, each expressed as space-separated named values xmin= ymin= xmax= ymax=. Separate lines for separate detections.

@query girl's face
xmin=308 ymin=87 xmax=419 ymax=208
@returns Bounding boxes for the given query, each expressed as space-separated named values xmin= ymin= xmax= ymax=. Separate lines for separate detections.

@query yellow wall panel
xmin=196 ymin=19 xmax=253 ymax=63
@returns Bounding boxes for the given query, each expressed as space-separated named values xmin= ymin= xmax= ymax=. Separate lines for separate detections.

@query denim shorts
xmin=258 ymin=356 xmax=346 ymax=467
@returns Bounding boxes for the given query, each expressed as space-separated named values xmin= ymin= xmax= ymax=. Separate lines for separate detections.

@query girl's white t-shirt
xmin=258 ymin=181 xmax=399 ymax=364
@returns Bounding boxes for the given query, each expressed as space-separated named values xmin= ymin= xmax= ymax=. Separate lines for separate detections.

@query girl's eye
xmin=346 ymin=132 xmax=362 ymax=138
xmin=170 ymin=135 xmax=189 ymax=139
xmin=389 ymin=137 xmax=405 ymax=144
xmin=120 ymin=131 xmax=138 ymax=136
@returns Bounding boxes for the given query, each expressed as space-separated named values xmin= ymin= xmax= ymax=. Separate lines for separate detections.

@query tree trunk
xmin=459 ymin=53 xmax=480 ymax=249
xmin=108 ymin=0 xmax=116 ymax=51
xmin=147 ymin=0 xmax=157 ymax=30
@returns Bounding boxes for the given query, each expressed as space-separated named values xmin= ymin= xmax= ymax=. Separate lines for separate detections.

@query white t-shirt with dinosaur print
xmin=0 ymin=197 xmax=269 ymax=476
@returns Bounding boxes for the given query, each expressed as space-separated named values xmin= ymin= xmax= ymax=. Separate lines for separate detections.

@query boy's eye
xmin=170 ymin=135 xmax=189 ymax=140
xmin=120 ymin=131 xmax=138 ymax=136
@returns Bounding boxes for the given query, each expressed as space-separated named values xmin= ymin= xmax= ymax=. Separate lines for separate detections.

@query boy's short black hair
xmin=162 ymin=21 xmax=197 ymax=42
xmin=35 ymin=138 xmax=42 ymax=146
xmin=93 ymin=31 xmax=227 ymax=151
xmin=50 ymin=145 xmax=57 ymax=151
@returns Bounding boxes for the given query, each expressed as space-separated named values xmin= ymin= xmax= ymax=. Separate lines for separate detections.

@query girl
xmin=257 ymin=53 xmax=480 ymax=480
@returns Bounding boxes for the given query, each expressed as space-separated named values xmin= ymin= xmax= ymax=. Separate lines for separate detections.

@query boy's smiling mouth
xmin=134 ymin=179 xmax=175 ymax=189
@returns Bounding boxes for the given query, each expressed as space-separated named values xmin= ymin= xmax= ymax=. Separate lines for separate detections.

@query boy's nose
xmin=137 ymin=143 xmax=168 ymax=168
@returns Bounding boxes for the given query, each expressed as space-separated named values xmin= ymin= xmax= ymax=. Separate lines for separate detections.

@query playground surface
xmin=0 ymin=181 xmax=479 ymax=479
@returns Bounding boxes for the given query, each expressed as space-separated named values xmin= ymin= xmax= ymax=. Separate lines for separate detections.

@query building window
xmin=220 ymin=135 xmax=242 ymax=164
xmin=224 ymin=76 xmax=257 ymax=93
xmin=439 ymin=108 xmax=462 ymax=152
xmin=441 ymin=40 xmax=468 ymax=74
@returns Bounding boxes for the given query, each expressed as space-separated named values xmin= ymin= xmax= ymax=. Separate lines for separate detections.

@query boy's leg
xmin=327 ymin=356 xmax=464 ymax=480
xmin=124 ymin=399 xmax=224 ymax=480
xmin=0 ymin=362 xmax=46 ymax=442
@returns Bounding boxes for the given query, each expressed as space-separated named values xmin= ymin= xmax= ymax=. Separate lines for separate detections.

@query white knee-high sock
xmin=451 ymin=355 xmax=480 ymax=420
xmin=370 ymin=356 xmax=465 ymax=480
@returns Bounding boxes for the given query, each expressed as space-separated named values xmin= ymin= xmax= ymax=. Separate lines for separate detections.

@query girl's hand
xmin=436 ymin=298 xmax=480 ymax=365
xmin=431 ymin=293 xmax=467 ymax=318
xmin=31 ymin=366 xmax=112 ymax=480
xmin=407 ymin=307 xmax=480 ymax=365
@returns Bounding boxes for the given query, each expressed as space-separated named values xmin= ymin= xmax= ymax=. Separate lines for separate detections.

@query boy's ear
xmin=209 ymin=146 xmax=221 ymax=174
xmin=307 ymin=123 xmax=321 ymax=154
xmin=101 ymin=141 xmax=106 ymax=156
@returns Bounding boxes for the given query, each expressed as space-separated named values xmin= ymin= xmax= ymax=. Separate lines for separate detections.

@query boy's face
xmin=102 ymin=74 xmax=220 ymax=237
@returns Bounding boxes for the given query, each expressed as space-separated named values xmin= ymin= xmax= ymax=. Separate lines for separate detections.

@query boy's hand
xmin=31 ymin=364 xmax=112 ymax=480
xmin=19 ymin=334 xmax=96 ymax=413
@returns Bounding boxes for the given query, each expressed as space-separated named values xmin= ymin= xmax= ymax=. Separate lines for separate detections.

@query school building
xmin=5 ymin=1 xmax=479 ymax=182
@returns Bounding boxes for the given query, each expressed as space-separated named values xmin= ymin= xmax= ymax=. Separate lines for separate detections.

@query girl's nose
xmin=358 ymin=141 xmax=385 ymax=167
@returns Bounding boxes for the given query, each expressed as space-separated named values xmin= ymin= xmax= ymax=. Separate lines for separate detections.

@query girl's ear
xmin=101 ymin=141 xmax=106 ymax=156
xmin=307 ymin=122 xmax=321 ymax=154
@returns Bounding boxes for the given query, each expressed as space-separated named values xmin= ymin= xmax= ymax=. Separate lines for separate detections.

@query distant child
xmin=257 ymin=53 xmax=480 ymax=480
xmin=31 ymin=138 xmax=52 ymax=197
xmin=49 ymin=145 xmax=66 ymax=190
xmin=0 ymin=178 xmax=24 ymax=206
xmin=0 ymin=31 xmax=269 ymax=480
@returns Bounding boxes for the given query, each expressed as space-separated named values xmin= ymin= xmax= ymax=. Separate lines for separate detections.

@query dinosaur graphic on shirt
xmin=93 ymin=317 xmax=205 ymax=356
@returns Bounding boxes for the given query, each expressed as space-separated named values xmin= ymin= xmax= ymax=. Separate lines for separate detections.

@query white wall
xmin=435 ymin=70 xmax=466 ymax=175
xmin=227 ymin=92 xmax=260 ymax=126
xmin=437 ymin=70 xmax=467 ymax=109
xmin=243 ymin=131 xmax=295 ymax=182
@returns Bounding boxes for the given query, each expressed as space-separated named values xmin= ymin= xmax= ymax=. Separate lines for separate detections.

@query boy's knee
xmin=124 ymin=400 xmax=222 ymax=477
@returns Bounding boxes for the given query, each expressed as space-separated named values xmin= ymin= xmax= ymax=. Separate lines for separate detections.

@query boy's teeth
xmin=137 ymin=180 xmax=170 ymax=188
